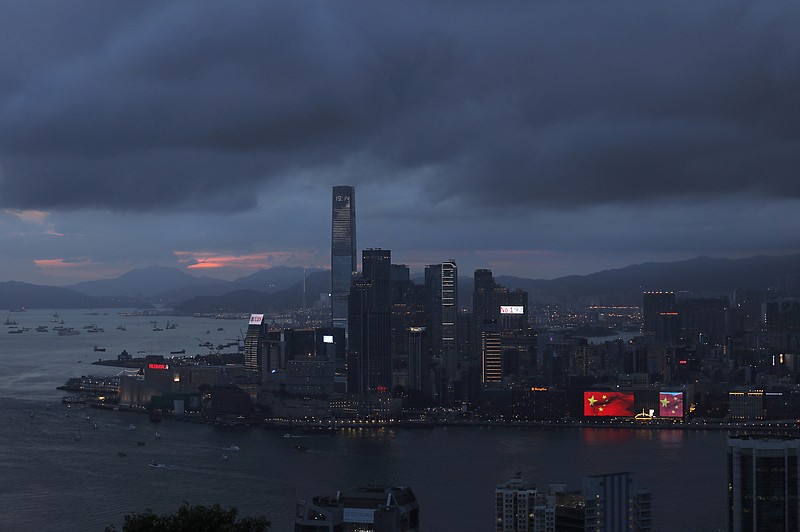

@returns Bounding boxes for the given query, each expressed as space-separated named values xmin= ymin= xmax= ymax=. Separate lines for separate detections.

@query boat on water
xmin=36 ymin=325 xmax=48 ymax=332
xmin=223 ymin=444 xmax=240 ymax=451
xmin=148 ymin=461 xmax=166 ymax=468
xmin=58 ymin=328 xmax=80 ymax=336
xmin=127 ymin=424 xmax=136 ymax=431
xmin=116 ymin=325 xmax=126 ymax=331
xmin=221 ymin=454 xmax=229 ymax=460
xmin=8 ymin=329 xmax=23 ymax=334
xmin=93 ymin=345 xmax=106 ymax=352
xmin=292 ymin=445 xmax=308 ymax=452
xmin=170 ymin=349 xmax=185 ymax=355
xmin=74 ymin=434 xmax=81 ymax=442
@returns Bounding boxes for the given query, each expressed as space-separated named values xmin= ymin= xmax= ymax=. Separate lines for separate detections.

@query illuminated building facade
xmin=243 ymin=313 xmax=268 ymax=381
xmin=728 ymin=436 xmax=800 ymax=532
xmin=481 ymin=325 xmax=502 ymax=383
xmin=425 ymin=260 xmax=458 ymax=395
xmin=331 ymin=185 xmax=356 ymax=331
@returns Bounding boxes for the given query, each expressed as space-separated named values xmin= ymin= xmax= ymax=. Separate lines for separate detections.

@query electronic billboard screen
xmin=499 ymin=306 xmax=524 ymax=314
xmin=584 ymin=391 xmax=635 ymax=417
xmin=659 ymin=392 xmax=684 ymax=418
xmin=249 ymin=314 xmax=264 ymax=325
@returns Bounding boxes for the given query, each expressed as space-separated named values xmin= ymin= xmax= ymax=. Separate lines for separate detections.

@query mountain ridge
xmin=2 ymin=254 xmax=798 ymax=310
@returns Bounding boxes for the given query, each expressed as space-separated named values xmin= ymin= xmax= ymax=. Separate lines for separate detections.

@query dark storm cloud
xmin=0 ymin=1 xmax=798 ymax=213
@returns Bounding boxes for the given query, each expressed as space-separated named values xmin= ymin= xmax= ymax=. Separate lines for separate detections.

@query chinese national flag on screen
xmin=584 ymin=392 xmax=634 ymax=417
xmin=659 ymin=392 xmax=684 ymax=418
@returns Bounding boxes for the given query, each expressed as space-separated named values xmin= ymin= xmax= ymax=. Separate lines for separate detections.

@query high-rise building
xmin=481 ymin=324 xmax=502 ymax=383
xmin=642 ymin=292 xmax=676 ymax=336
xmin=496 ymin=472 xmax=651 ymax=532
xmin=331 ymin=186 xmax=356 ymax=331
xmin=243 ymin=313 xmax=268 ymax=383
xmin=495 ymin=473 xmax=555 ymax=532
xmin=580 ymin=472 xmax=651 ymax=531
xmin=728 ymin=435 xmax=800 ymax=532
xmin=425 ymin=261 xmax=458 ymax=394
xmin=348 ymin=249 xmax=392 ymax=398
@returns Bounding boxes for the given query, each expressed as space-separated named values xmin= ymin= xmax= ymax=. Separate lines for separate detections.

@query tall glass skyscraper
xmin=331 ymin=186 xmax=356 ymax=331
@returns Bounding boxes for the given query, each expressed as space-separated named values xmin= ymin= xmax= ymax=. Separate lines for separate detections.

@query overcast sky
xmin=0 ymin=1 xmax=798 ymax=285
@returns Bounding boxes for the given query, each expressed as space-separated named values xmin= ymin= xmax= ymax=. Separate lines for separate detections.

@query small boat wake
xmin=148 ymin=462 xmax=182 ymax=470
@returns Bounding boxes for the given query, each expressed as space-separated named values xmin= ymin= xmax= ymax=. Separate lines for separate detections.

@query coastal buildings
xmin=728 ymin=436 xmax=800 ymax=532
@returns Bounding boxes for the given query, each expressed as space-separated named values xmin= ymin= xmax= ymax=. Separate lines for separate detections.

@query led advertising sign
xmin=249 ymin=314 xmax=264 ymax=325
xmin=499 ymin=306 xmax=524 ymax=315
xmin=148 ymin=363 xmax=170 ymax=370
xmin=323 ymin=335 xmax=334 ymax=344
xmin=659 ymin=392 xmax=684 ymax=418
xmin=584 ymin=391 xmax=634 ymax=417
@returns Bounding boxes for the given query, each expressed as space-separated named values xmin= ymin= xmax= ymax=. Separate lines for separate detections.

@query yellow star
xmin=588 ymin=395 xmax=597 ymax=406
xmin=661 ymin=397 xmax=669 ymax=407
xmin=602 ymin=395 xmax=607 ymax=400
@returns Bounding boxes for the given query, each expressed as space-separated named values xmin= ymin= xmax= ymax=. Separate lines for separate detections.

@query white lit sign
xmin=249 ymin=314 xmax=264 ymax=325
xmin=500 ymin=306 xmax=524 ymax=315
xmin=323 ymin=335 xmax=334 ymax=344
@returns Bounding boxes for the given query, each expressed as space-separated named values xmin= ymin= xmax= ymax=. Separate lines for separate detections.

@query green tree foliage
xmin=106 ymin=502 xmax=270 ymax=532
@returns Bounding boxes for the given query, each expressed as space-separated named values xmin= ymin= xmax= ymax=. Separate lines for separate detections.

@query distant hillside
xmin=0 ymin=281 xmax=149 ymax=310
xmin=497 ymin=254 xmax=800 ymax=303
xmin=174 ymin=270 xmax=330 ymax=315
xmin=67 ymin=265 xmax=324 ymax=307
xmin=8 ymin=254 xmax=799 ymax=310
xmin=67 ymin=265 xmax=224 ymax=298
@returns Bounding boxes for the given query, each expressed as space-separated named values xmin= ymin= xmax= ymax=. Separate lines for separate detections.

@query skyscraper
xmin=347 ymin=249 xmax=392 ymax=398
xmin=243 ymin=313 xmax=268 ymax=383
xmin=331 ymin=186 xmax=356 ymax=331
xmin=425 ymin=260 xmax=458 ymax=399
xmin=642 ymin=291 xmax=676 ymax=336
xmin=728 ymin=435 xmax=800 ymax=532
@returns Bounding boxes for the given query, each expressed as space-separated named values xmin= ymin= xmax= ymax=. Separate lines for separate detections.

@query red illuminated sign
xmin=584 ymin=391 xmax=634 ymax=417
xmin=148 ymin=363 xmax=170 ymax=370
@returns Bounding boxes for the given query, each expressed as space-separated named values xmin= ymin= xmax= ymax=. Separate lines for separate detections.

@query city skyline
xmin=1 ymin=2 xmax=798 ymax=285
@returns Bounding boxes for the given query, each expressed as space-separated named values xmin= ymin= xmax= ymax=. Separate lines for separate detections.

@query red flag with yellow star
xmin=659 ymin=392 xmax=684 ymax=418
xmin=583 ymin=391 xmax=634 ymax=417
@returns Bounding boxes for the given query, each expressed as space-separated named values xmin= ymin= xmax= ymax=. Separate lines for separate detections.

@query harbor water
xmin=0 ymin=309 xmax=728 ymax=531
